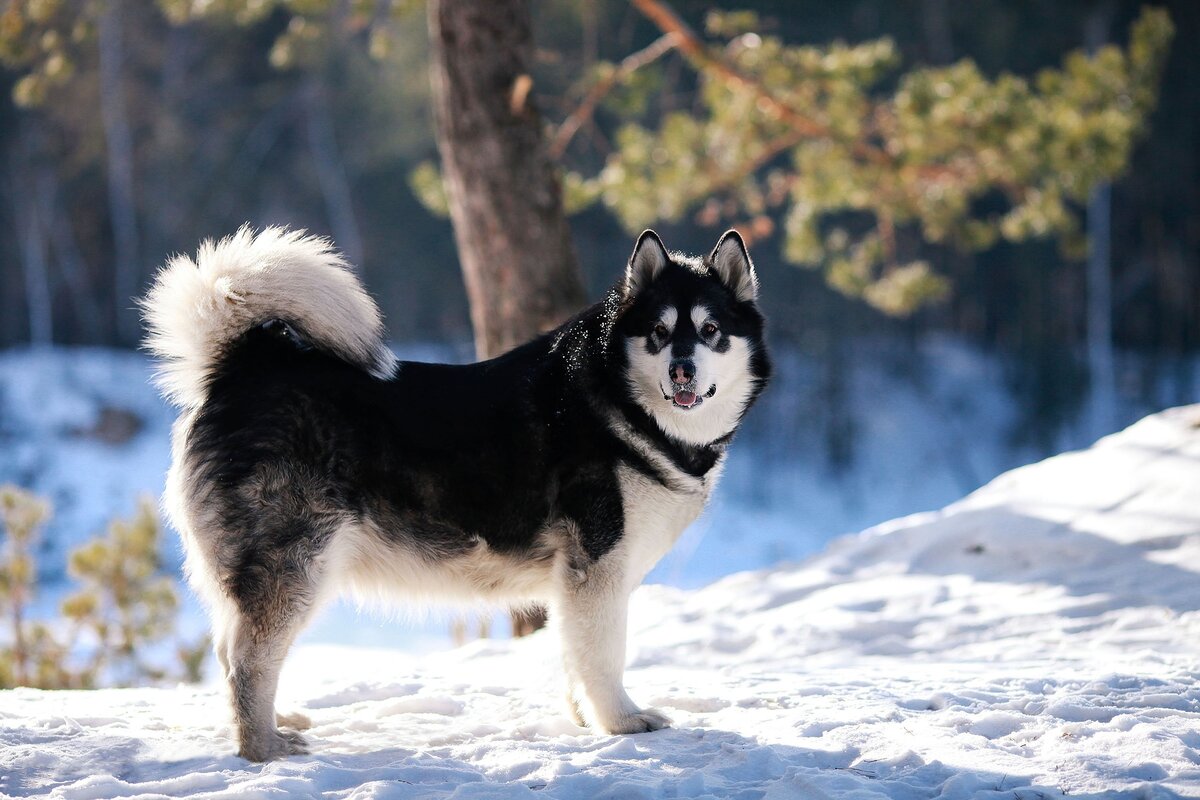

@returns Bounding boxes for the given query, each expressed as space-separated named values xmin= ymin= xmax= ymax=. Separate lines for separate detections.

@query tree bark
xmin=427 ymin=0 xmax=586 ymax=360
xmin=428 ymin=0 xmax=587 ymax=636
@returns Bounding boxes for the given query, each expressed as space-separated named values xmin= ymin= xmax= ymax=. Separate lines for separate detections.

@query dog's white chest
xmin=617 ymin=459 xmax=720 ymax=581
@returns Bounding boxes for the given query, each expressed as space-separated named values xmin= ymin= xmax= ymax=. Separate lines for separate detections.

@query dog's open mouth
xmin=663 ymin=384 xmax=717 ymax=409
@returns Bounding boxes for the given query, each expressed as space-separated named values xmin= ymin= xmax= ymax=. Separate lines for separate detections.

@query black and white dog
xmin=143 ymin=227 xmax=770 ymax=760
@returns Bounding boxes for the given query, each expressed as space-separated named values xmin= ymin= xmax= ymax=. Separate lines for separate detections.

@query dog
xmin=143 ymin=226 xmax=771 ymax=760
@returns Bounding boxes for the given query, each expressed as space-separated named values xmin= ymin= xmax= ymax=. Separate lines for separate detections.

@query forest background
xmin=0 ymin=0 xmax=1195 ymax=458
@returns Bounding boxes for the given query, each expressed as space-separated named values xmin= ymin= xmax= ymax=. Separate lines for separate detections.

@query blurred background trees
xmin=0 ymin=0 xmax=1194 ymax=445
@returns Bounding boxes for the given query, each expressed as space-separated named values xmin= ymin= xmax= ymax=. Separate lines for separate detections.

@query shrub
xmin=0 ymin=485 xmax=206 ymax=688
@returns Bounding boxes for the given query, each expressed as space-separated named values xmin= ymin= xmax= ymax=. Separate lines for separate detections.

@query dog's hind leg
xmin=212 ymin=604 xmax=312 ymax=734
xmin=223 ymin=553 xmax=324 ymax=761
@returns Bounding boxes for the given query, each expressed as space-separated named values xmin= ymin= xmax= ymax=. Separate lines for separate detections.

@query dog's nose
xmin=669 ymin=358 xmax=695 ymax=385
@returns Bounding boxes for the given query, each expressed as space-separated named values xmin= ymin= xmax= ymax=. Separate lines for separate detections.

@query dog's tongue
xmin=673 ymin=390 xmax=698 ymax=407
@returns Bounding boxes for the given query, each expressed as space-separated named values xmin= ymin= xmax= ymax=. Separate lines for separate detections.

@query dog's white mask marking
xmin=625 ymin=303 xmax=757 ymax=446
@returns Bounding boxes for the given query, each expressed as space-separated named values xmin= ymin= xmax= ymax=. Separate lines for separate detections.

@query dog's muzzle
xmin=661 ymin=378 xmax=717 ymax=409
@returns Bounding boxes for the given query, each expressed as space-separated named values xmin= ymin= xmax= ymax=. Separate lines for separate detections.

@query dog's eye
xmin=701 ymin=322 xmax=719 ymax=337
xmin=653 ymin=323 xmax=669 ymax=339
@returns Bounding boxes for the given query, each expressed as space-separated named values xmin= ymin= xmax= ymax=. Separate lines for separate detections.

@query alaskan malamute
xmin=143 ymin=227 xmax=770 ymax=760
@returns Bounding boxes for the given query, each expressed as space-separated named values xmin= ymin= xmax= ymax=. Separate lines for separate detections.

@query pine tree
xmin=571 ymin=2 xmax=1173 ymax=315
xmin=0 ymin=487 xmax=205 ymax=688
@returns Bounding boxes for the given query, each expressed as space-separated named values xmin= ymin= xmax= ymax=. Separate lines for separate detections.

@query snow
xmin=0 ymin=348 xmax=174 ymax=582
xmin=3 ymin=404 xmax=1199 ymax=798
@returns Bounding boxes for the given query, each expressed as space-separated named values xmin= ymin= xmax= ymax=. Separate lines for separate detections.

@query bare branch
xmin=627 ymin=0 xmax=1000 ymax=211
xmin=628 ymin=0 xmax=882 ymax=159
xmin=549 ymin=32 xmax=681 ymax=160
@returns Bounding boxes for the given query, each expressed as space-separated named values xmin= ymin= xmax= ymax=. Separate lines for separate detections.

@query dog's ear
xmin=625 ymin=230 xmax=668 ymax=298
xmin=709 ymin=229 xmax=758 ymax=303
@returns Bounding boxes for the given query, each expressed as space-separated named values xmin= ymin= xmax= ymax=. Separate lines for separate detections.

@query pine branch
xmin=628 ymin=0 xmax=887 ymax=164
xmin=550 ymin=32 xmax=681 ymax=160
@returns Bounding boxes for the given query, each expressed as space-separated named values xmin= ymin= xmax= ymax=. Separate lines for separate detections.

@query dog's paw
xmin=239 ymin=728 xmax=309 ymax=762
xmin=600 ymin=707 xmax=672 ymax=735
xmin=276 ymin=711 xmax=313 ymax=731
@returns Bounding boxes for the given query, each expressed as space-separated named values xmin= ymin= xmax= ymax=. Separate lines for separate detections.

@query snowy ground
xmin=2 ymin=405 xmax=1198 ymax=798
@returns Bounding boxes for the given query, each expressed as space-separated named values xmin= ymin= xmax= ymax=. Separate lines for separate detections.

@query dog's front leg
xmin=553 ymin=559 xmax=670 ymax=734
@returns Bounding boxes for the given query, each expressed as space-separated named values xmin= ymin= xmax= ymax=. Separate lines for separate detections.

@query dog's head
xmin=614 ymin=230 xmax=771 ymax=446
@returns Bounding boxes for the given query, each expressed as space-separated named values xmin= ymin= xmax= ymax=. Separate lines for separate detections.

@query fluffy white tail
xmin=142 ymin=226 xmax=395 ymax=408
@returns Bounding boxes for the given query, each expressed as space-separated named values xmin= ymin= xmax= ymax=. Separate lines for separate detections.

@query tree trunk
xmin=428 ymin=0 xmax=587 ymax=636
xmin=427 ymin=0 xmax=586 ymax=360
xmin=98 ymin=0 xmax=141 ymax=345
xmin=1085 ymin=5 xmax=1117 ymax=438
xmin=42 ymin=168 xmax=103 ymax=342
xmin=304 ymin=74 xmax=365 ymax=268
xmin=10 ymin=162 xmax=53 ymax=346
xmin=919 ymin=0 xmax=954 ymax=63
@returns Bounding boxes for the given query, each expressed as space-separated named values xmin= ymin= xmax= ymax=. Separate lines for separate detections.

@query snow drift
xmin=2 ymin=406 xmax=1199 ymax=799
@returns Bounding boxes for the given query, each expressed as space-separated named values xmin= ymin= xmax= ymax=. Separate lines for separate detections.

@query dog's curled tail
xmin=142 ymin=226 xmax=395 ymax=409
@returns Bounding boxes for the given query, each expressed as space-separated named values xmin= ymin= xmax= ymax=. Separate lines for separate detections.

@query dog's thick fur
xmin=144 ymin=226 xmax=770 ymax=760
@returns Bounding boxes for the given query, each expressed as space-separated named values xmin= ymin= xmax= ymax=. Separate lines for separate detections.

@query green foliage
xmin=704 ymin=10 xmax=762 ymax=39
xmin=0 ymin=0 xmax=424 ymax=90
xmin=0 ymin=1 xmax=1175 ymax=324
xmin=409 ymin=160 xmax=449 ymax=218
xmin=0 ymin=486 xmax=62 ymax=687
xmin=0 ymin=0 xmax=95 ymax=107
xmin=0 ymin=487 xmax=205 ymax=689
xmin=577 ymin=8 xmax=1173 ymax=316
xmin=63 ymin=499 xmax=184 ymax=684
